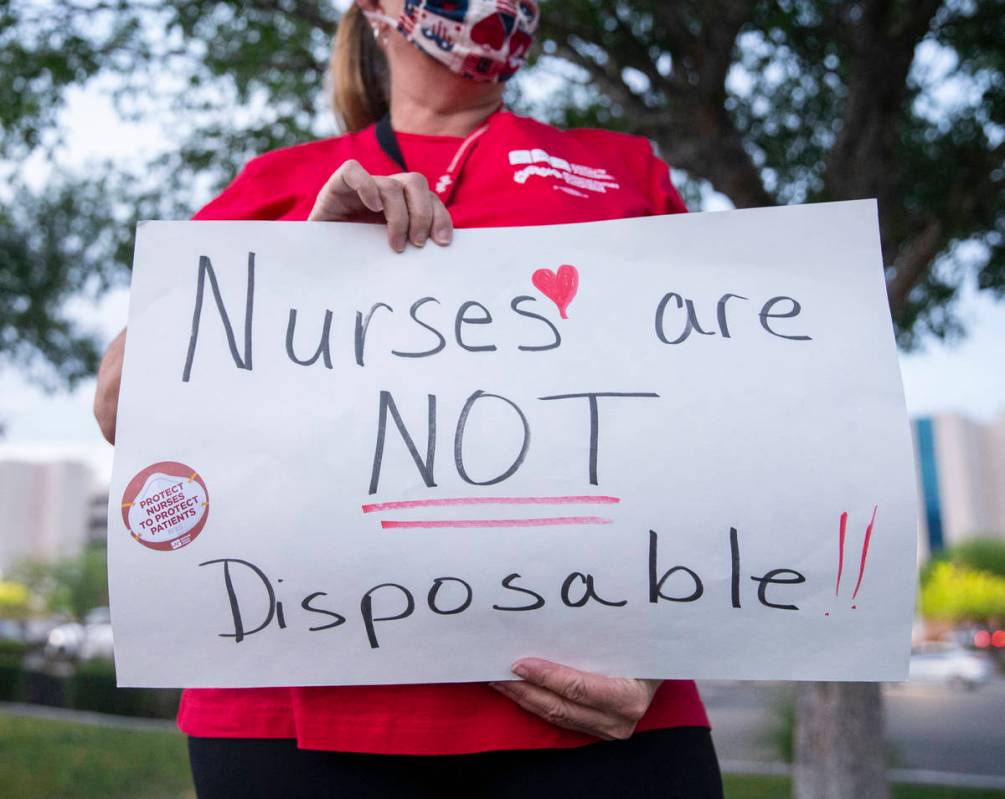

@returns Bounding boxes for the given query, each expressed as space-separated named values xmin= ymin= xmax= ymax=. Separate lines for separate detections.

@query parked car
xmin=0 ymin=619 xmax=26 ymax=644
xmin=908 ymin=642 xmax=994 ymax=689
xmin=44 ymin=607 xmax=114 ymax=662
xmin=44 ymin=622 xmax=84 ymax=659
xmin=80 ymin=621 xmax=114 ymax=661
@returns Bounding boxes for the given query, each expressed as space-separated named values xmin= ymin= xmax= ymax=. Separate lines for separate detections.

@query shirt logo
xmin=507 ymin=148 xmax=621 ymax=195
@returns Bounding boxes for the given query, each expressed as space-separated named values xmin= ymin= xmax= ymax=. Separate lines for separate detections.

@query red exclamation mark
xmin=850 ymin=505 xmax=878 ymax=608
xmin=836 ymin=511 xmax=848 ymax=597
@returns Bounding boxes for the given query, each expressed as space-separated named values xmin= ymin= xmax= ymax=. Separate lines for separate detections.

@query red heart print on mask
xmin=532 ymin=265 xmax=579 ymax=319
xmin=471 ymin=13 xmax=507 ymax=50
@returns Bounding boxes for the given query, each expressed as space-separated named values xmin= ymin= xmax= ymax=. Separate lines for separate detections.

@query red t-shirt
xmin=177 ymin=109 xmax=708 ymax=755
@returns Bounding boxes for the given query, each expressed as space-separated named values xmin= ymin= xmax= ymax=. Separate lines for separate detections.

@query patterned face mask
xmin=366 ymin=0 xmax=540 ymax=83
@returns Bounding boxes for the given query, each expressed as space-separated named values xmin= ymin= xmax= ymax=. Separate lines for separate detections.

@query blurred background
xmin=0 ymin=1 xmax=1003 ymax=797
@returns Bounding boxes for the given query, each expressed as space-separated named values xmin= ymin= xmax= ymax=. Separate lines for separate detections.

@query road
xmin=700 ymin=677 xmax=1005 ymax=777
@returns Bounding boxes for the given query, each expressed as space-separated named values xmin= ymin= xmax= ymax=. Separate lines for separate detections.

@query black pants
xmin=188 ymin=727 xmax=723 ymax=799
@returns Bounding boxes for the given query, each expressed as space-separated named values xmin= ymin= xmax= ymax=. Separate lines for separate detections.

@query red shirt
xmin=178 ymin=109 xmax=708 ymax=755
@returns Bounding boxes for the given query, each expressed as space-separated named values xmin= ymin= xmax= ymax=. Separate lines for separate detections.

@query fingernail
xmin=433 ymin=227 xmax=452 ymax=245
xmin=413 ymin=233 xmax=427 ymax=247
xmin=512 ymin=663 xmax=528 ymax=678
xmin=392 ymin=237 xmax=406 ymax=252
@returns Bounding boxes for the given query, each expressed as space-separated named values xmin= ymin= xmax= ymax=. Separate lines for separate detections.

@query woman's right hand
xmin=94 ymin=327 xmax=126 ymax=445
xmin=308 ymin=159 xmax=453 ymax=252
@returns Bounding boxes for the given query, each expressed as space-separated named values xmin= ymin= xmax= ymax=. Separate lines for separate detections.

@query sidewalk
xmin=1 ymin=701 xmax=176 ymax=732
xmin=718 ymin=759 xmax=1005 ymax=791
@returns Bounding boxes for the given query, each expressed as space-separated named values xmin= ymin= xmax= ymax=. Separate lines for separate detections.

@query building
xmin=913 ymin=413 xmax=1005 ymax=560
xmin=1 ymin=415 xmax=1001 ymax=571
xmin=0 ymin=459 xmax=102 ymax=574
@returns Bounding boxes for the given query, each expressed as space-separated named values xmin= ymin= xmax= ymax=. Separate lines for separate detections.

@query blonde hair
xmin=330 ymin=5 xmax=390 ymax=132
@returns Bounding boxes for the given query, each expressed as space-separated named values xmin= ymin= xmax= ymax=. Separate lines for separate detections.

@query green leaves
xmin=0 ymin=1 xmax=338 ymax=387
xmin=1 ymin=0 xmax=1003 ymax=386
xmin=1 ymin=177 xmax=127 ymax=388
xmin=9 ymin=545 xmax=109 ymax=621
xmin=535 ymin=0 xmax=1004 ymax=347
xmin=920 ymin=561 xmax=1005 ymax=623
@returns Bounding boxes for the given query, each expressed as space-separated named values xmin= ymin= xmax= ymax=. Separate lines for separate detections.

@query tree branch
xmin=825 ymin=0 xmax=942 ymax=203
xmin=886 ymin=217 xmax=944 ymax=316
xmin=542 ymin=2 xmax=772 ymax=208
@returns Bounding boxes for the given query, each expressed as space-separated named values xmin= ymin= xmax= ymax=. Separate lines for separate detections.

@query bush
xmin=21 ymin=669 xmax=70 ymax=708
xmin=69 ymin=660 xmax=181 ymax=719
xmin=921 ymin=538 xmax=1005 ymax=587
xmin=0 ymin=639 xmax=29 ymax=658
xmin=10 ymin=545 xmax=108 ymax=621
xmin=0 ymin=581 xmax=31 ymax=619
xmin=0 ymin=652 xmax=180 ymax=718
xmin=920 ymin=562 xmax=1005 ymax=624
xmin=0 ymin=657 xmax=24 ymax=702
xmin=950 ymin=538 xmax=1005 ymax=578
xmin=0 ymin=641 xmax=28 ymax=702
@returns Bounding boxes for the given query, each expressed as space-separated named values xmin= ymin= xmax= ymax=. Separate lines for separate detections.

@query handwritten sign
xmin=108 ymin=201 xmax=918 ymax=687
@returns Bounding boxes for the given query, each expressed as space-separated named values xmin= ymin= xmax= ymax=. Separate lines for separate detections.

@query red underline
xmin=362 ymin=496 xmax=621 ymax=514
xmin=380 ymin=516 xmax=614 ymax=529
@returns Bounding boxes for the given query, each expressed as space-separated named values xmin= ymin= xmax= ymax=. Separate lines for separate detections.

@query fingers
xmin=375 ymin=177 xmax=410 ymax=252
xmin=511 ymin=658 xmax=650 ymax=718
xmin=430 ymin=194 xmax=453 ymax=246
xmin=335 ymin=160 xmax=384 ymax=214
xmin=309 ymin=160 xmax=383 ymax=221
xmin=94 ymin=328 xmax=127 ymax=445
xmin=491 ymin=660 xmax=659 ymax=740
xmin=310 ymin=161 xmax=454 ymax=252
xmin=391 ymin=173 xmax=433 ymax=248
xmin=388 ymin=173 xmax=454 ymax=248
xmin=490 ymin=680 xmax=635 ymax=740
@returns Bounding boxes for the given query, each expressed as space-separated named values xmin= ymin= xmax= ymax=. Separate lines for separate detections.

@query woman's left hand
xmin=490 ymin=658 xmax=661 ymax=741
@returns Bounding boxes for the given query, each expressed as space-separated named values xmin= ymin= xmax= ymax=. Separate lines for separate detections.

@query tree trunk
xmin=793 ymin=682 xmax=889 ymax=799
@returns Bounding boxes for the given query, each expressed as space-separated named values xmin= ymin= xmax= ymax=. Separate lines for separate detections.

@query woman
xmin=94 ymin=1 xmax=723 ymax=796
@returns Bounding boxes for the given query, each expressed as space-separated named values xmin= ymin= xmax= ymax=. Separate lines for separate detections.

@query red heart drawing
xmin=532 ymin=264 xmax=579 ymax=319
xmin=470 ymin=14 xmax=507 ymax=50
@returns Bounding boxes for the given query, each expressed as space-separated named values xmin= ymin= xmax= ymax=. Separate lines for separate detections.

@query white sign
xmin=108 ymin=201 xmax=918 ymax=688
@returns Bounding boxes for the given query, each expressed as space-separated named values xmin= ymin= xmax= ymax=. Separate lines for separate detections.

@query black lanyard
xmin=375 ymin=113 xmax=407 ymax=172
xmin=373 ymin=112 xmax=494 ymax=206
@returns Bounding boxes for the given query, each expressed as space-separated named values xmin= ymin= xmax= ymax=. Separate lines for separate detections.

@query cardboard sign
xmin=108 ymin=201 xmax=918 ymax=687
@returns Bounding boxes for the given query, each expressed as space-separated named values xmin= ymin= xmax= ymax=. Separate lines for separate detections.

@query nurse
xmin=94 ymin=1 xmax=722 ymax=796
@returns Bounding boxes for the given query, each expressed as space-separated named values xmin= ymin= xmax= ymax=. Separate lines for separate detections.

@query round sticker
xmin=121 ymin=462 xmax=209 ymax=551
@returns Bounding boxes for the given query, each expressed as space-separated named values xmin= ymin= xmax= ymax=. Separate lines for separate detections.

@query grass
xmin=0 ymin=710 xmax=1002 ymax=799
xmin=722 ymin=775 xmax=1005 ymax=799
xmin=0 ymin=713 xmax=193 ymax=799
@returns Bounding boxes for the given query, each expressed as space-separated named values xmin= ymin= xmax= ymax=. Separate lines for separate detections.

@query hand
xmin=491 ymin=658 xmax=661 ymax=741
xmin=94 ymin=327 xmax=126 ymax=444
xmin=308 ymin=159 xmax=453 ymax=252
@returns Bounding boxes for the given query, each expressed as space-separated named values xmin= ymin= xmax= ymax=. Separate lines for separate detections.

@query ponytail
xmin=330 ymin=5 xmax=390 ymax=132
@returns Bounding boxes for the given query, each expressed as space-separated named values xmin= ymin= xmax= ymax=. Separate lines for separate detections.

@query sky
xmin=1 ymin=46 xmax=1004 ymax=485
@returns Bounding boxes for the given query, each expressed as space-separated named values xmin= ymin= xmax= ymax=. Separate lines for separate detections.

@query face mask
xmin=366 ymin=0 xmax=539 ymax=83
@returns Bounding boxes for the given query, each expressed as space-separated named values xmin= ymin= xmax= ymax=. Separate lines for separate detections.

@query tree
xmin=941 ymin=536 xmax=1005 ymax=577
xmin=1 ymin=178 xmax=136 ymax=387
xmin=1 ymin=0 xmax=338 ymax=386
xmin=793 ymin=682 xmax=887 ymax=799
xmin=12 ymin=546 xmax=109 ymax=621
xmin=533 ymin=0 xmax=1004 ymax=348
xmin=1 ymin=1 xmax=1002 ymax=388
xmin=3 ymin=2 xmax=1001 ymax=796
